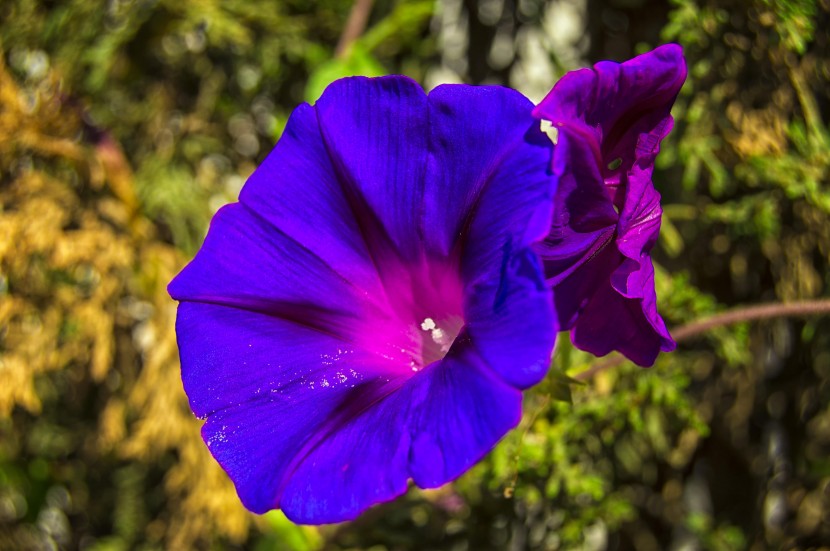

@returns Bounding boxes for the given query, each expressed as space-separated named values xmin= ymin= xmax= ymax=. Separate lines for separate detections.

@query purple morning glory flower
xmin=168 ymin=76 xmax=557 ymax=523
xmin=531 ymin=44 xmax=686 ymax=367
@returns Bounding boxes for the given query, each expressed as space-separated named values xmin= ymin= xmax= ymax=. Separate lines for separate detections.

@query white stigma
xmin=540 ymin=120 xmax=559 ymax=145
xmin=420 ymin=317 xmax=453 ymax=353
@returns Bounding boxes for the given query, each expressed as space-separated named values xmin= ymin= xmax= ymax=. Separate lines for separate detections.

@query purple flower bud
xmin=532 ymin=44 xmax=687 ymax=366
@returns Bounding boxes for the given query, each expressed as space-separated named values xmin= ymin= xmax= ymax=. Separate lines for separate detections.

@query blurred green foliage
xmin=1 ymin=0 xmax=829 ymax=550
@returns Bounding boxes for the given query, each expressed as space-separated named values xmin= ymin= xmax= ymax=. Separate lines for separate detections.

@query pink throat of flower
xmin=361 ymin=255 xmax=466 ymax=375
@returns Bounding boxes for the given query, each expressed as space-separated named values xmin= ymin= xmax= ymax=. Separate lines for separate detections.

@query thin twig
xmin=573 ymin=298 xmax=830 ymax=381
xmin=670 ymin=300 xmax=830 ymax=340
xmin=573 ymin=355 xmax=625 ymax=382
xmin=335 ymin=0 xmax=375 ymax=58
xmin=504 ymin=394 xmax=550 ymax=498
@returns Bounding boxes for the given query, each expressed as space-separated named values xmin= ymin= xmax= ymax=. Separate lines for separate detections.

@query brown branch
xmin=573 ymin=298 xmax=830 ymax=381
xmin=669 ymin=300 xmax=830 ymax=340
xmin=335 ymin=0 xmax=375 ymax=58
xmin=573 ymin=355 xmax=625 ymax=382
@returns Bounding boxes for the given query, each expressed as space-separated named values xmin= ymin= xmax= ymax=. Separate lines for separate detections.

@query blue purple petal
xmin=169 ymin=75 xmax=557 ymax=523
xmin=314 ymin=76 xmax=428 ymax=262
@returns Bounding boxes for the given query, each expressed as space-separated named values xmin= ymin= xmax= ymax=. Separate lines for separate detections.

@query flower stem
xmin=573 ymin=298 xmax=830 ymax=381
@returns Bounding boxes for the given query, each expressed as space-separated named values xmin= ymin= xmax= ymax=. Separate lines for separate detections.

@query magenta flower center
xmin=363 ymin=255 xmax=465 ymax=375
